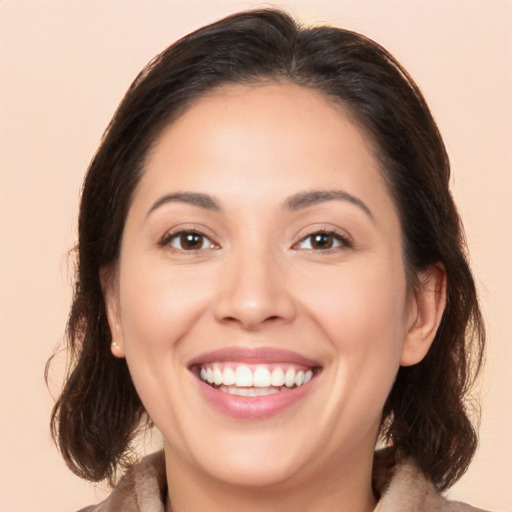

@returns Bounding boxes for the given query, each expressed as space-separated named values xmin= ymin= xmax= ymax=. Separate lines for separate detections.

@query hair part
xmin=48 ymin=9 xmax=485 ymax=489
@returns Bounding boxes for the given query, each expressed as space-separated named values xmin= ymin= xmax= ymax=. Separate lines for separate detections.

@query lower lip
xmin=196 ymin=378 xmax=316 ymax=420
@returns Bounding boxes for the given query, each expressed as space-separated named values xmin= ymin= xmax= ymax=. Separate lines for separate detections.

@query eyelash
xmin=158 ymin=229 xmax=218 ymax=252
xmin=158 ymin=228 xmax=352 ymax=253
xmin=293 ymin=229 xmax=353 ymax=252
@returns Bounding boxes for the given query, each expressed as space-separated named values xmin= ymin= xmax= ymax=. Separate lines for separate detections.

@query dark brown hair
xmin=48 ymin=9 xmax=485 ymax=490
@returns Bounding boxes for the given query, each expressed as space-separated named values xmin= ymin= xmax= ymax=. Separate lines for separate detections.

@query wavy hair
xmin=47 ymin=9 xmax=485 ymax=489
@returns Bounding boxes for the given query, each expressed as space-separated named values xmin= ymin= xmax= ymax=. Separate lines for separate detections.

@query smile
xmin=197 ymin=363 xmax=315 ymax=396
xmin=188 ymin=347 xmax=321 ymax=419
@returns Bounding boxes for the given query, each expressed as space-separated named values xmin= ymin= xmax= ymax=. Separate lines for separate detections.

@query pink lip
xmin=188 ymin=347 xmax=321 ymax=420
xmin=188 ymin=347 xmax=320 ymax=367
xmin=196 ymin=377 xmax=317 ymax=420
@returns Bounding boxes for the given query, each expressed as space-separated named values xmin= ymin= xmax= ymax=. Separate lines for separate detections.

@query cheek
xmin=116 ymin=256 xmax=217 ymax=431
xmin=118 ymin=256 xmax=213 ymax=358
xmin=286 ymin=256 xmax=410 ymax=447
xmin=298 ymin=258 xmax=408 ymax=363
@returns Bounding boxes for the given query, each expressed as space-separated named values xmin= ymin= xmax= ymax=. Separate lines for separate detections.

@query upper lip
xmin=188 ymin=347 xmax=321 ymax=368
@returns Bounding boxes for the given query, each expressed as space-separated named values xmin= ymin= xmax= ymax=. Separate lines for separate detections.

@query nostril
xmin=223 ymin=314 xmax=279 ymax=322
xmin=220 ymin=314 xmax=287 ymax=329
xmin=213 ymin=281 xmax=297 ymax=328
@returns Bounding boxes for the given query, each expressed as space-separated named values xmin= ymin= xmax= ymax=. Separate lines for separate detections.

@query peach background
xmin=0 ymin=1 xmax=510 ymax=511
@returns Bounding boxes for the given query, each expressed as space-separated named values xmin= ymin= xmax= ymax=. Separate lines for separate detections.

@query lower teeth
xmin=217 ymin=385 xmax=290 ymax=397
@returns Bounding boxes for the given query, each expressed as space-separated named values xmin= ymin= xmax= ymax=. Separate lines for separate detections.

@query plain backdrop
xmin=0 ymin=1 xmax=511 ymax=511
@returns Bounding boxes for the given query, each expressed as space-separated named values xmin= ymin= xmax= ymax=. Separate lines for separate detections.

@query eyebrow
xmin=146 ymin=192 xmax=221 ymax=219
xmin=285 ymin=190 xmax=374 ymax=220
xmin=146 ymin=189 xmax=373 ymax=221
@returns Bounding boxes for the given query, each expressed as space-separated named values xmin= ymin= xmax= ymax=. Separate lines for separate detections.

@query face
xmin=105 ymin=83 xmax=440 ymax=491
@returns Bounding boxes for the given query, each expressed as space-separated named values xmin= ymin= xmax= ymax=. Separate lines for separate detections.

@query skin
xmin=104 ymin=83 xmax=446 ymax=512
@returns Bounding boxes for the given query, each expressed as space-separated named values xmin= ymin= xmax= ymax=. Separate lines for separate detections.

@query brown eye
xmin=295 ymin=231 xmax=351 ymax=251
xmin=167 ymin=231 xmax=215 ymax=251
xmin=310 ymin=233 xmax=335 ymax=249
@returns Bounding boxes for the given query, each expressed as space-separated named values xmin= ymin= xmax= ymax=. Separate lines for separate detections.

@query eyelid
xmin=158 ymin=225 xmax=220 ymax=251
xmin=292 ymin=227 xmax=354 ymax=251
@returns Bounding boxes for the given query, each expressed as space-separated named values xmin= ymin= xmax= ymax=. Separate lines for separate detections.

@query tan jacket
xmin=78 ymin=450 xmax=489 ymax=512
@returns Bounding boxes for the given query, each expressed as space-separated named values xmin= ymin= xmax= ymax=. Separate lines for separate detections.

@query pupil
xmin=182 ymin=233 xmax=201 ymax=248
xmin=313 ymin=234 xmax=332 ymax=249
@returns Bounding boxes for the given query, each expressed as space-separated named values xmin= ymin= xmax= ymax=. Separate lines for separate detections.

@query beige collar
xmin=80 ymin=449 xmax=488 ymax=512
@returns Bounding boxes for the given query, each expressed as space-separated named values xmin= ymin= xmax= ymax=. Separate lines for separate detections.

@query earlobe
xmin=100 ymin=267 xmax=126 ymax=358
xmin=110 ymin=340 xmax=125 ymax=358
xmin=400 ymin=263 xmax=447 ymax=367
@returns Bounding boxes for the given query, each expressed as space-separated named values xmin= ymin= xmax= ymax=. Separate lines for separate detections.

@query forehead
xmin=132 ymin=83 xmax=397 ymax=227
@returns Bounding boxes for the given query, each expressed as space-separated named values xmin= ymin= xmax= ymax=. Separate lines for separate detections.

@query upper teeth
xmin=199 ymin=364 xmax=314 ymax=389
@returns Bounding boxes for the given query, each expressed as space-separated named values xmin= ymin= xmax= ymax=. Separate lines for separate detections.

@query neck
xmin=164 ymin=448 xmax=377 ymax=512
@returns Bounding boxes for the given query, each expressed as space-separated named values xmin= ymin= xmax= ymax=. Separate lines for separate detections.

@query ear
xmin=400 ymin=263 xmax=447 ymax=366
xmin=100 ymin=267 xmax=125 ymax=358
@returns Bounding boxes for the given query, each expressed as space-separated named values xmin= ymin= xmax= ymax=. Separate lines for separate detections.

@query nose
xmin=213 ymin=247 xmax=297 ymax=330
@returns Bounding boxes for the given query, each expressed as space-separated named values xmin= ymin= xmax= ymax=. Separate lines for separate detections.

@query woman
xmin=49 ymin=9 xmax=487 ymax=512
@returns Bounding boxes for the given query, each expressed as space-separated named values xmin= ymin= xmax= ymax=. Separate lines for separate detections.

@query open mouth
xmin=192 ymin=362 xmax=319 ymax=397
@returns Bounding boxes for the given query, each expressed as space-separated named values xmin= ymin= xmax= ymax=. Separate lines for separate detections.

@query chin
xmin=164 ymin=422 xmax=316 ymax=490
xmin=196 ymin=447 xmax=307 ymax=489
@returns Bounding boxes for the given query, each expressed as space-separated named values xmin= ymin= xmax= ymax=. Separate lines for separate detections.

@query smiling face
xmin=104 ymin=83 xmax=443 ymax=500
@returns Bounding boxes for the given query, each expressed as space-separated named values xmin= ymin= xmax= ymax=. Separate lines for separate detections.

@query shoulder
xmin=75 ymin=451 xmax=167 ymax=512
xmin=75 ymin=448 xmax=490 ymax=512
xmin=373 ymin=449 xmax=491 ymax=512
